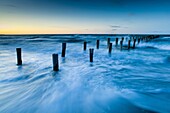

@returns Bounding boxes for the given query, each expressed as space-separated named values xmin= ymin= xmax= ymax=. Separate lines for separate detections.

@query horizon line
xmin=0 ymin=33 xmax=169 ymax=36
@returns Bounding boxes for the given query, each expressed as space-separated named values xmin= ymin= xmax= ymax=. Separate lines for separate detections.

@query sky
xmin=0 ymin=0 xmax=170 ymax=34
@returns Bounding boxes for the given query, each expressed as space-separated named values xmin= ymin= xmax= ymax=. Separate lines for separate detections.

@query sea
xmin=0 ymin=34 xmax=170 ymax=113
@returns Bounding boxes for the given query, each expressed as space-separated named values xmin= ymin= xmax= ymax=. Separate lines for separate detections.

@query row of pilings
xmin=15 ymin=35 xmax=160 ymax=71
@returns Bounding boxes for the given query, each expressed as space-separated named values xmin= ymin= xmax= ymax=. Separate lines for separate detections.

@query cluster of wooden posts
xmin=16 ymin=35 xmax=159 ymax=71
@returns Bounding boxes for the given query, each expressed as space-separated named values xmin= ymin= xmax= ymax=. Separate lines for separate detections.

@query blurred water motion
xmin=0 ymin=35 xmax=170 ymax=113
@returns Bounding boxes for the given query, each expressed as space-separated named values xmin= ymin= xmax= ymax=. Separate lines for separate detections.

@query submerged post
xmin=52 ymin=54 xmax=59 ymax=71
xmin=107 ymin=38 xmax=110 ymax=48
xmin=120 ymin=40 xmax=123 ymax=50
xmin=133 ymin=39 xmax=136 ymax=49
xmin=109 ymin=43 xmax=112 ymax=53
xmin=84 ymin=41 xmax=87 ymax=51
xmin=62 ymin=43 xmax=66 ymax=57
xmin=16 ymin=48 xmax=22 ymax=65
xmin=96 ymin=40 xmax=99 ymax=49
xmin=115 ymin=38 xmax=118 ymax=46
xmin=128 ymin=40 xmax=131 ymax=50
xmin=89 ymin=48 xmax=94 ymax=62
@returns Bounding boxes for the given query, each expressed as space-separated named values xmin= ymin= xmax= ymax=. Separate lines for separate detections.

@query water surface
xmin=0 ymin=35 xmax=170 ymax=113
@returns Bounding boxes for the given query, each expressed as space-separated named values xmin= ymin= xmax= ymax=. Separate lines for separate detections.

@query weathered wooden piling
xmin=107 ymin=38 xmax=110 ymax=48
xmin=62 ymin=43 xmax=66 ymax=57
xmin=115 ymin=38 xmax=118 ymax=46
xmin=109 ymin=43 xmax=112 ymax=53
xmin=122 ymin=37 xmax=124 ymax=43
xmin=96 ymin=40 xmax=99 ymax=49
xmin=89 ymin=48 xmax=94 ymax=62
xmin=133 ymin=39 xmax=136 ymax=49
xmin=120 ymin=40 xmax=123 ymax=50
xmin=138 ymin=38 xmax=140 ymax=44
xmin=128 ymin=40 xmax=131 ymax=50
xmin=132 ymin=37 xmax=135 ymax=41
xmin=16 ymin=48 xmax=22 ymax=65
xmin=52 ymin=54 xmax=59 ymax=71
xmin=84 ymin=41 xmax=87 ymax=51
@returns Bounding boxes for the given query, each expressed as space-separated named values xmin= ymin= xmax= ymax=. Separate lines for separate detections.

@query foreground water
xmin=0 ymin=35 xmax=170 ymax=113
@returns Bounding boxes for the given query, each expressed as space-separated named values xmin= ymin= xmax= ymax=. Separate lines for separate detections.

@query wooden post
xmin=62 ymin=43 xmax=66 ymax=57
xmin=52 ymin=54 xmax=59 ymax=71
xmin=16 ymin=48 xmax=22 ymax=65
xmin=132 ymin=37 xmax=135 ymax=41
xmin=96 ymin=40 xmax=99 ymax=49
xmin=89 ymin=48 xmax=94 ymax=62
xmin=107 ymin=38 xmax=110 ymax=48
xmin=133 ymin=39 xmax=136 ymax=49
xmin=122 ymin=37 xmax=124 ymax=43
xmin=138 ymin=38 xmax=140 ymax=44
xmin=115 ymin=38 xmax=118 ymax=46
xmin=84 ymin=41 xmax=87 ymax=51
xmin=109 ymin=43 xmax=112 ymax=53
xmin=128 ymin=40 xmax=131 ymax=50
xmin=120 ymin=40 xmax=123 ymax=50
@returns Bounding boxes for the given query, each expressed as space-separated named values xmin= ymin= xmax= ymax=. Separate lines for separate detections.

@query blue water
xmin=0 ymin=35 xmax=170 ymax=113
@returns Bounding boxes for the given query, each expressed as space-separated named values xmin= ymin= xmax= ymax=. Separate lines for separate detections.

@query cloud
xmin=110 ymin=25 xmax=121 ymax=28
xmin=110 ymin=25 xmax=128 ymax=29
xmin=5 ymin=4 xmax=17 ymax=8
xmin=0 ymin=4 xmax=17 ymax=8
xmin=110 ymin=25 xmax=128 ymax=32
xmin=112 ymin=29 xmax=117 ymax=31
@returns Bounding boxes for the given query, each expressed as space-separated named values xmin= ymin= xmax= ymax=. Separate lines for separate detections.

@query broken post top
xmin=89 ymin=48 xmax=94 ymax=53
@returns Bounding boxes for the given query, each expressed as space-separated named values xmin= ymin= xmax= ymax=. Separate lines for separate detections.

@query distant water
xmin=0 ymin=35 xmax=170 ymax=113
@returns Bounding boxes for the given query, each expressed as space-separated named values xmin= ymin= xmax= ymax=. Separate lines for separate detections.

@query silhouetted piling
xmin=132 ymin=37 xmax=135 ymax=41
xmin=96 ymin=40 xmax=99 ymax=49
xmin=62 ymin=43 xmax=66 ymax=57
xmin=133 ymin=39 xmax=136 ymax=49
xmin=138 ymin=38 xmax=140 ymax=44
xmin=122 ymin=37 xmax=124 ymax=43
xmin=115 ymin=38 xmax=118 ymax=46
xmin=16 ymin=48 xmax=22 ymax=65
xmin=84 ymin=41 xmax=87 ymax=51
xmin=120 ymin=41 xmax=123 ymax=50
xmin=52 ymin=54 xmax=59 ymax=71
xmin=128 ymin=40 xmax=131 ymax=50
xmin=89 ymin=48 xmax=94 ymax=62
xmin=107 ymin=38 xmax=110 ymax=48
xmin=109 ymin=43 xmax=112 ymax=53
